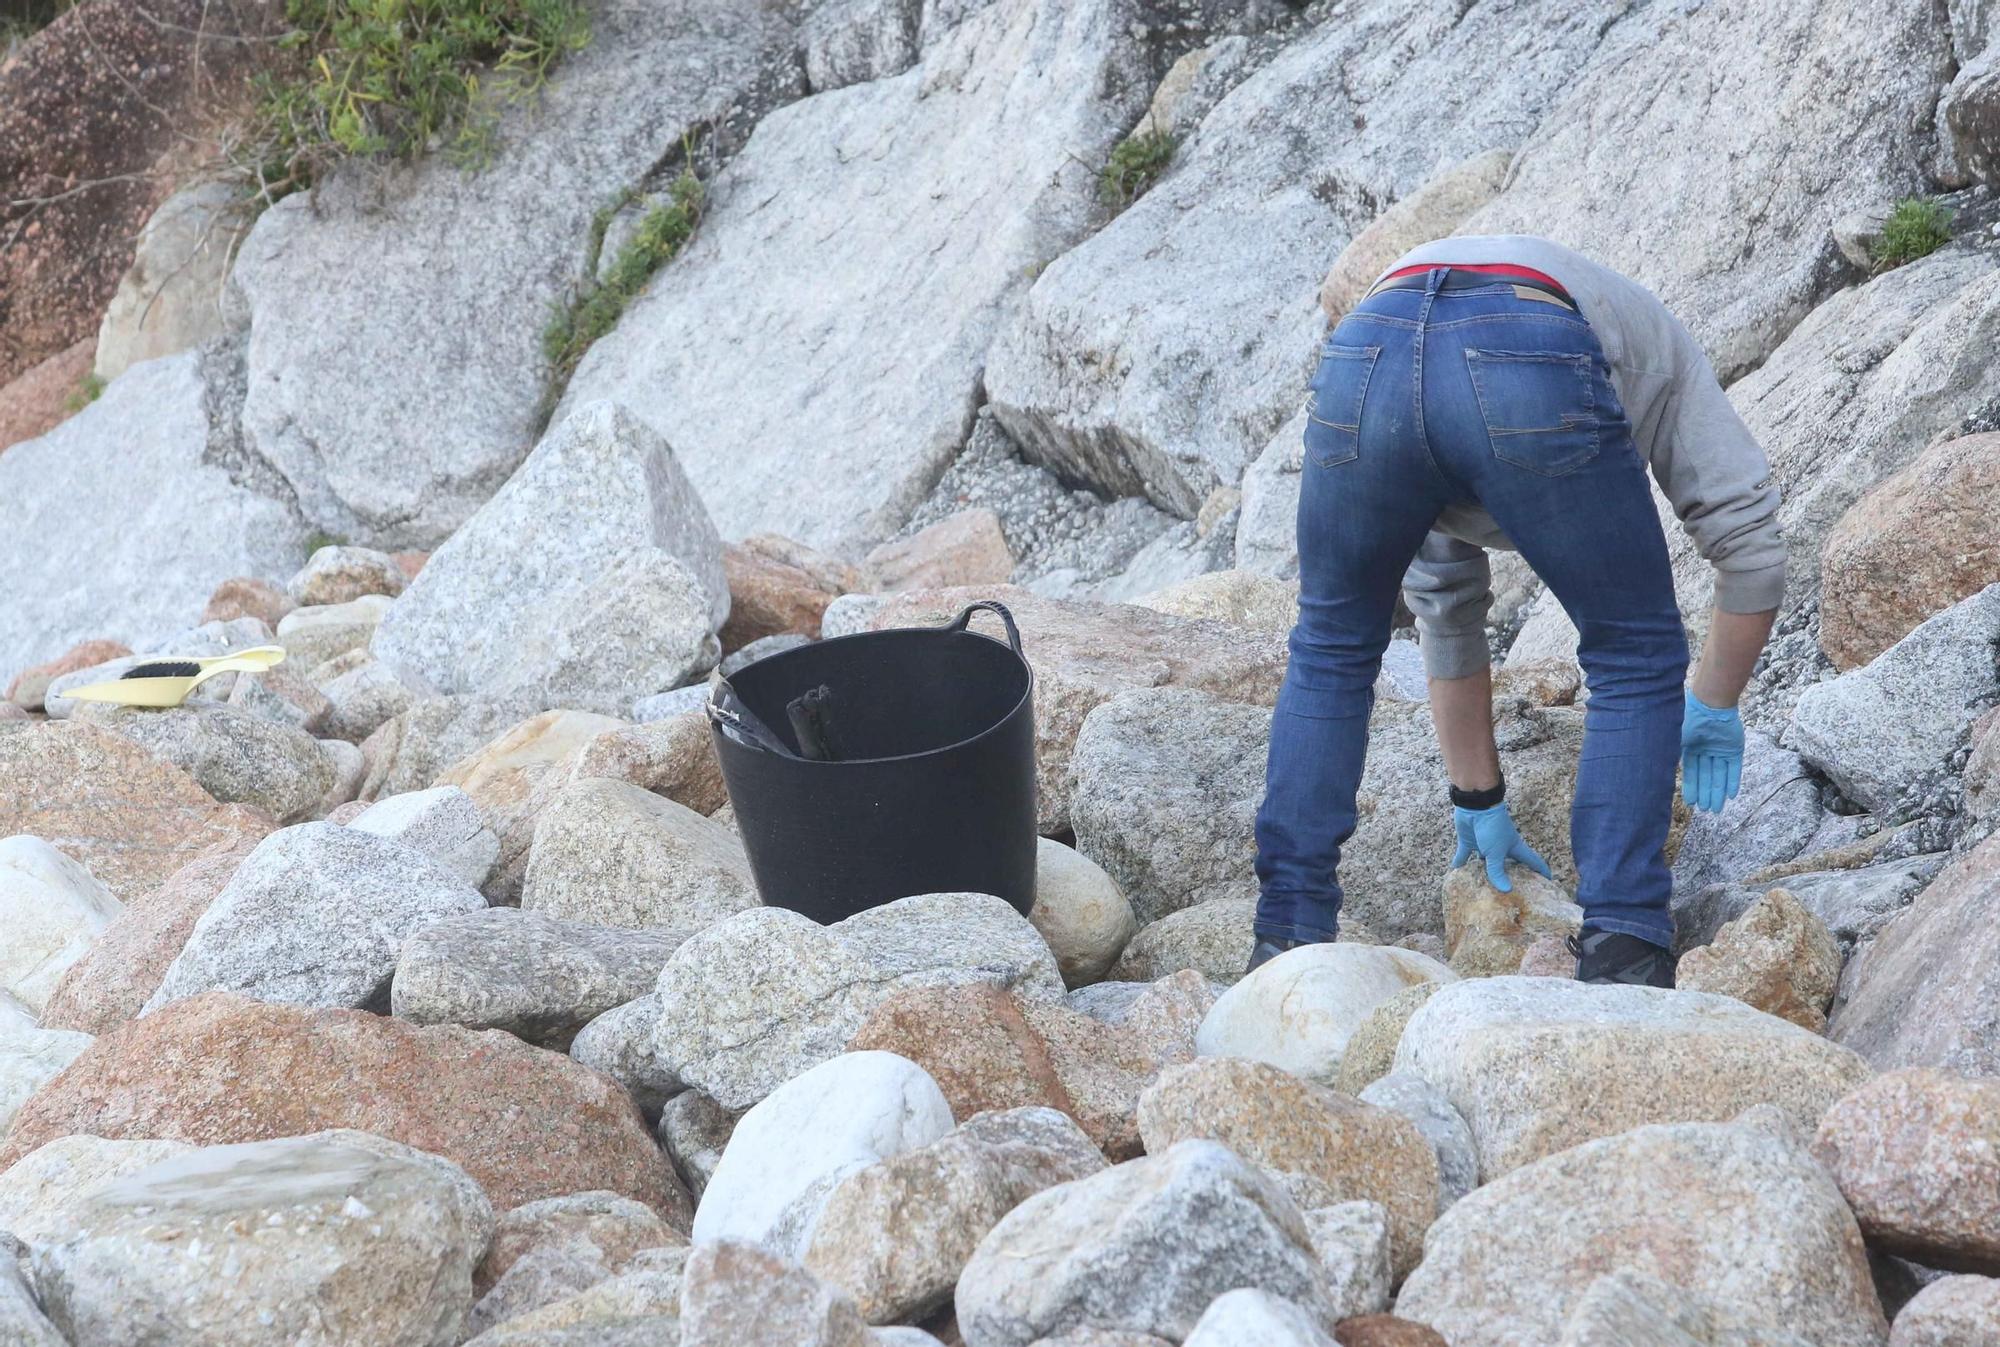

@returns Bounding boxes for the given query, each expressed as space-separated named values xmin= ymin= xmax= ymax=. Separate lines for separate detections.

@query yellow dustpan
xmin=61 ymin=645 xmax=288 ymax=709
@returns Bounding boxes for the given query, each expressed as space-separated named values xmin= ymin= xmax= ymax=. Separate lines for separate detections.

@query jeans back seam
xmin=1412 ymin=271 xmax=1452 ymax=485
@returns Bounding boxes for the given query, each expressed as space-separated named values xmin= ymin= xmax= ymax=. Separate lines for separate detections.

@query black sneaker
xmin=1570 ymin=930 xmax=1677 ymax=988
xmin=1246 ymin=935 xmax=1309 ymax=975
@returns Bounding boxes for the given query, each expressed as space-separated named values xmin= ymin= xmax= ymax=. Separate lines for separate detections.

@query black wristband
xmin=1450 ymin=778 xmax=1505 ymax=811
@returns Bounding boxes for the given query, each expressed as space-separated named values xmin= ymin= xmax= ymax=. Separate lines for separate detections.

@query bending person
xmin=1250 ymin=236 xmax=1784 ymax=986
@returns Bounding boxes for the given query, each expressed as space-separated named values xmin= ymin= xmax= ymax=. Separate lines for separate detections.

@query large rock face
xmin=230 ymin=0 xmax=799 ymax=549
xmin=1395 ymin=1119 xmax=1888 ymax=1347
xmin=561 ymin=0 xmax=1175 ymax=551
xmin=30 ymin=1131 xmax=495 ymax=1347
xmin=860 ymin=587 xmax=1287 ymax=833
xmin=0 ymin=993 xmax=687 ymax=1221
xmin=93 ymin=181 xmax=249 ymax=383
xmin=0 ymin=353 xmax=304 ymax=686
xmin=0 ymin=720 xmax=273 ymax=902
xmin=985 ymin=0 xmax=1628 ymax=516
xmin=520 ymin=776 xmax=757 ymax=930
xmin=1392 ymin=977 xmax=1873 ymax=1181
xmin=1464 ymin=0 xmax=1950 ymax=380
xmin=956 ymin=1139 xmax=1340 ymax=1347
xmin=1788 ymin=585 xmax=2000 ymax=813
xmin=1819 ymin=433 xmax=2000 ymax=670
xmin=371 ymin=401 xmax=727 ymax=715
xmin=1718 ymin=244 xmax=2000 ymax=620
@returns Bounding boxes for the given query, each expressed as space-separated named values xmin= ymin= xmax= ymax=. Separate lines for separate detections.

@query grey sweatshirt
xmin=1374 ymin=236 xmax=1786 ymax=679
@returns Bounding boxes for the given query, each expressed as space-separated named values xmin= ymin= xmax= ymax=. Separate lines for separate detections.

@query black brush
xmin=120 ymin=661 xmax=202 ymax=679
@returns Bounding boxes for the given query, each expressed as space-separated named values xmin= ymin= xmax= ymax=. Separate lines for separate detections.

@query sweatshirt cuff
xmin=1418 ymin=624 xmax=1491 ymax=680
xmin=1711 ymin=558 xmax=1788 ymax=614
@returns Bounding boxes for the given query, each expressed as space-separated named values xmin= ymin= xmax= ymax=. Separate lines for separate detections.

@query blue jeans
xmin=1253 ymin=269 xmax=1687 ymax=948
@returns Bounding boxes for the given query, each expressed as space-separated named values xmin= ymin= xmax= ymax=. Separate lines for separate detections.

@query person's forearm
xmin=1429 ymin=664 xmax=1500 ymax=791
xmin=1691 ymin=607 xmax=1777 ymax=707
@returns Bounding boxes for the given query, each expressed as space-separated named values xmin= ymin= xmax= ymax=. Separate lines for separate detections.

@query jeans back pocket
xmin=1303 ymin=343 xmax=1379 ymax=468
xmin=1464 ymin=347 xmax=1599 ymax=476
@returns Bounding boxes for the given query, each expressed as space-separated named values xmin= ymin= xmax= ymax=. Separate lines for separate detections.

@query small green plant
xmin=300 ymin=528 xmax=350 ymax=561
xmin=64 ymin=371 xmax=104 ymax=413
xmin=243 ymin=0 xmax=590 ymax=198
xmin=541 ymin=169 xmax=705 ymax=399
xmin=1098 ymin=126 xmax=1177 ymax=212
xmin=1876 ymin=196 xmax=1953 ymax=270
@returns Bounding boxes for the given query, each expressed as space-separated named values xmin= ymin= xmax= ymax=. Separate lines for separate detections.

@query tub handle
xmin=943 ymin=600 xmax=1024 ymax=658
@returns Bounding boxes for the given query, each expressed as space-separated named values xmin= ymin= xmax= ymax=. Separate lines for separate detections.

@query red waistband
xmin=1382 ymin=262 xmax=1567 ymax=290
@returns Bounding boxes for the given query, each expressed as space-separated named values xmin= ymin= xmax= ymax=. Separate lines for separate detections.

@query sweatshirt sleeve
xmin=1652 ymin=324 xmax=1788 ymax=613
xmin=1402 ymin=532 xmax=1492 ymax=679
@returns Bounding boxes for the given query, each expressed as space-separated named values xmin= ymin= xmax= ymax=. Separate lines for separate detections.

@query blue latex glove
xmin=1451 ymin=802 xmax=1553 ymax=892
xmin=1681 ymin=689 xmax=1745 ymax=813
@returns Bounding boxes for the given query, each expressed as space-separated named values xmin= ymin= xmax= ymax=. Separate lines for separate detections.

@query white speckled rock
xmin=1183 ymin=1288 xmax=1337 ymax=1346
xmin=1300 ymin=1201 xmax=1392 ymax=1321
xmin=521 ymin=777 xmax=757 ymax=931
xmin=146 ymin=822 xmax=487 ymax=1013
xmin=570 ymin=993 xmax=684 ymax=1119
xmin=0 ymin=836 xmax=121 ymax=1014
xmin=658 ymin=1088 xmax=739 ymax=1201
xmin=1395 ymin=1119 xmax=1887 ymax=1347
xmin=652 ymin=895 xmax=1064 ymax=1110
xmin=72 ymin=702 xmax=339 ymax=827
xmin=1393 ymin=977 xmax=1875 ymax=1182
xmin=957 ymin=1139 xmax=1338 ymax=1347
xmin=804 ymin=1105 xmax=1106 ymax=1323
xmin=392 ymin=908 xmax=683 ymax=1049
xmin=1556 ymin=1271 xmax=1819 ymax=1347
xmin=1788 ymin=585 xmax=2000 ymax=812
xmin=1358 ymin=1073 xmax=1478 ymax=1214
xmin=694 ymin=1051 xmax=954 ymax=1256
xmin=1196 ymin=943 xmax=1455 ymax=1085
xmin=0 ymin=1257 xmax=61 ymax=1345
xmin=371 ymin=402 xmax=727 ymax=715
xmin=349 ymin=785 xmax=499 ymax=889
xmin=279 ymin=595 xmax=395 ymax=673
xmin=0 ymin=1015 xmax=91 ymax=1134
xmin=31 ymin=1130 xmax=495 ymax=1347
xmin=0 ymin=1135 xmax=194 ymax=1247
xmin=1109 ymin=898 xmax=1260 ymax=985
xmin=1032 ymin=838 xmax=1138 ymax=987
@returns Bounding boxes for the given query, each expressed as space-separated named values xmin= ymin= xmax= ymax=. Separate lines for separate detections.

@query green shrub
xmin=244 ymin=0 xmax=589 ymax=197
xmin=1098 ymin=126 xmax=1177 ymax=212
xmin=1877 ymin=196 xmax=1953 ymax=269
xmin=63 ymin=371 xmax=104 ymax=413
xmin=541 ymin=169 xmax=705 ymax=402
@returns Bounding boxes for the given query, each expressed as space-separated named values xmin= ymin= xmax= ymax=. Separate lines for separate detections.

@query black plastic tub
xmin=707 ymin=600 xmax=1037 ymax=924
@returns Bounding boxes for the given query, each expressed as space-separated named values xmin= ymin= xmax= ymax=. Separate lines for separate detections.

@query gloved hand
xmin=1451 ymin=802 xmax=1553 ymax=893
xmin=1681 ymin=689 xmax=1744 ymax=813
